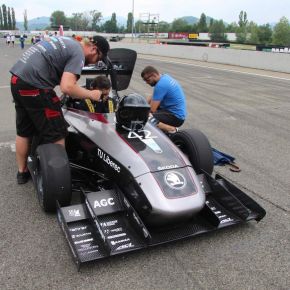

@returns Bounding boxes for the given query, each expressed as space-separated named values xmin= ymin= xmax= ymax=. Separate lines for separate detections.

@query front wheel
xmin=36 ymin=144 xmax=72 ymax=212
xmin=170 ymin=128 xmax=214 ymax=175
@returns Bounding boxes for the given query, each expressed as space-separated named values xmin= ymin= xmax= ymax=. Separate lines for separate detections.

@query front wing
xmin=57 ymin=173 xmax=266 ymax=270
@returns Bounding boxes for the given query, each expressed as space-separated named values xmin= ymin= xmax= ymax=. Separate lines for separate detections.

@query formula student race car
xmin=27 ymin=48 xmax=266 ymax=269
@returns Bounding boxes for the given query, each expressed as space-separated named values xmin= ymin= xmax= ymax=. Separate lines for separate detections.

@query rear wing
xmin=81 ymin=48 xmax=137 ymax=92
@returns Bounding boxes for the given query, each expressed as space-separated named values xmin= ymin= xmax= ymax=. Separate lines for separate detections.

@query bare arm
xmin=146 ymin=94 xmax=160 ymax=112
xmin=60 ymin=72 xmax=101 ymax=102
xmin=150 ymin=100 xmax=160 ymax=113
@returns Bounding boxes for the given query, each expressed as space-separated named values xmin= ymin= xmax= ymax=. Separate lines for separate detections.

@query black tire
xmin=170 ymin=128 xmax=214 ymax=175
xmin=36 ymin=144 xmax=72 ymax=212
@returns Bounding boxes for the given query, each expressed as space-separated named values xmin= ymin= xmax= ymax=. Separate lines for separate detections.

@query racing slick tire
xmin=35 ymin=144 xmax=72 ymax=212
xmin=170 ymin=128 xmax=214 ymax=175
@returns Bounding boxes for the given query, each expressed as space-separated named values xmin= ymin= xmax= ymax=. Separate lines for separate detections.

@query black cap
xmin=91 ymin=35 xmax=110 ymax=57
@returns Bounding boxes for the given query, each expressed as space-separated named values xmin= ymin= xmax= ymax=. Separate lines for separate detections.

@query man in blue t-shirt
xmin=141 ymin=66 xmax=186 ymax=133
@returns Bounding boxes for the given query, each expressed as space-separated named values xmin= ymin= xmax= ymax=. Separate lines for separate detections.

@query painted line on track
xmin=0 ymin=85 xmax=10 ymax=89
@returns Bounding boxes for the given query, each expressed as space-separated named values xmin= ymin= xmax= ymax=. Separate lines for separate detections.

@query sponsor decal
xmin=157 ymin=164 xmax=178 ymax=171
xmin=79 ymin=245 xmax=99 ymax=252
xmin=206 ymin=200 xmax=234 ymax=224
xmin=71 ymin=232 xmax=92 ymax=239
xmin=107 ymin=233 xmax=127 ymax=240
xmin=220 ymin=217 xmax=234 ymax=224
xmin=74 ymin=238 xmax=94 ymax=245
xmin=87 ymin=249 xmax=99 ymax=255
xmin=111 ymin=238 xmax=130 ymax=246
xmin=104 ymin=227 xmax=123 ymax=234
xmin=97 ymin=148 xmax=120 ymax=172
xmin=70 ymin=226 xmax=88 ymax=232
xmin=68 ymin=209 xmax=81 ymax=217
xmin=164 ymin=171 xmax=186 ymax=190
xmin=94 ymin=198 xmax=115 ymax=208
xmin=115 ymin=243 xmax=135 ymax=251
xmin=100 ymin=220 xmax=118 ymax=227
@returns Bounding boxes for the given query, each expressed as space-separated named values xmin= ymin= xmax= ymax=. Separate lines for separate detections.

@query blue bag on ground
xmin=212 ymin=148 xmax=235 ymax=165
xmin=212 ymin=148 xmax=241 ymax=172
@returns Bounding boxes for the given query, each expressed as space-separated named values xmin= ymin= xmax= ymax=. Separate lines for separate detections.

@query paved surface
xmin=0 ymin=40 xmax=289 ymax=290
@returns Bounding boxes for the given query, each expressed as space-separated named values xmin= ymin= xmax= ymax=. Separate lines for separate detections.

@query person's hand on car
xmin=89 ymin=90 xmax=102 ymax=102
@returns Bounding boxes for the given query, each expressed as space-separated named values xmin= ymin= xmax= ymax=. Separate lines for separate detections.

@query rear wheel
xmin=170 ymin=128 xmax=214 ymax=175
xmin=36 ymin=144 xmax=72 ymax=212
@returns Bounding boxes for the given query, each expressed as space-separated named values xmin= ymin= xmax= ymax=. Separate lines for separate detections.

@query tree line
xmin=1 ymin=5 xmax=290 ymax=46
xmin=48 ymin=10 xmax=290 ymax=46
xmin=0 ymin=4 xmax=16 ymax=30
xmin=49 ymin=10 xmax=129 ymax=33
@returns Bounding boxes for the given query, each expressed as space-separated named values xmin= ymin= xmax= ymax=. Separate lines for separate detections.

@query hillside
xmin=16 ymin=16 xmax=50 ymax=31
xmin=16 ymin=15 xmax=127 ymax=31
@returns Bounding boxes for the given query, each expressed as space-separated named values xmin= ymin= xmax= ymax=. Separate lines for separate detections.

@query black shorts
xmin=152 ymin=109 xmax=184 ymax=127
xmin=10 ymin=75 xmax=68 ymax=143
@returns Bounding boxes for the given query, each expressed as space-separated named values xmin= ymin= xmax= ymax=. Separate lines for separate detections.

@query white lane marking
xmin=0 ymin=85 xmax=10 ymax=89
xmin=139 ymin=56 xmax=290 ymax=81
xmin=0 ymin=141 xmax=15 ymax=152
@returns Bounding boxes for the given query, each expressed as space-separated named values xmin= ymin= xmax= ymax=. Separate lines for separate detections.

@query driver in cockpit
xmin=73 ymin=75 xmax=112 ymax=113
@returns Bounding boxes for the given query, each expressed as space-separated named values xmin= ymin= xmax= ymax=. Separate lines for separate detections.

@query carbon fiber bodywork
xmin=57 ymin=173 xmax=265 ymax=270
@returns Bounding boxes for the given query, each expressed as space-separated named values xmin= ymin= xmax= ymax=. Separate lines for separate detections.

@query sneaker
xmin=17 ymin=171 xmax=30 ymax=184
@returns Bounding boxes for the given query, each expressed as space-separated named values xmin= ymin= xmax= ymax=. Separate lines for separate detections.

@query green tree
xmin=158 ymin=21 xmax=170 ymax=33
xmin=67 ymin=13 xmax=82 ymax=30
xmin=118 ymin=25 xmax=125 ymax=33
xmin=257 ymin=24 xmax=272 ymax=44
xmin=272 ymin=17 xmax=290 ymax=46
xmin=236 ymin=10 xmax=248 ymax=43
xmin=104 ymin=13 xmax=118 ymax=33
xmin=80 ymin=11 xmax=90 ymax=31
xmin=50 ymin=10 xmax=67 ymax=27
xmin=90 ymin=10 xmax=102 ymax=31
xmin=238 ymin=10 xmax=248 ymax=27
xmin=2 ymin=4 xmax=7 ymax=29
xmin=226 ymin=22 xmax=238 ymax=33
xmin=135 ymin=20 xmax=145 ymax=33
xmin=197 ymin=13 xmax=208 ymax=32
xmin=209 ymin=20 xmax=227 ymax=42
xmin=111 ymin=13 xmax=118 ymax=33
xmin=191 ymin=23 xmax=198 ymax=33
xmin=171 ymin=18 xmax=191 ymax=32
xmin=67 ymin=12 xmax=90 ymax=31
xmin=208 ymin=18 xmax=214 ymax=30
xmin=247 ymin=21 xmax=259 ymax=44
xmin=0 ymin=6 xmax=3 ymax=29
xmin=11 ymin=8 xmax=16 ymax=30
xmin=7 ymin=7 xmax=12 ymax=29
xmin=126 ymin=12 xmax=133 ymax=33
xmin=23 ymin=9 xmax=28 ymax=31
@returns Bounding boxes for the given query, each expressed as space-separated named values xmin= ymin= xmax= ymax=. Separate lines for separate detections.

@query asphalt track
xmin=0 ymin=40 xmax=289 ymax=290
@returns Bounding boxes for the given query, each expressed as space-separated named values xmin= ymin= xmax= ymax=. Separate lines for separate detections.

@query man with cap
xmin=10 ymin=35 xmax=110 ymax=184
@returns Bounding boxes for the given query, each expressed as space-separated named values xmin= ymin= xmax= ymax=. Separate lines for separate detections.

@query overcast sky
xmin=5 ymin=0 xmax=290 ymax=25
